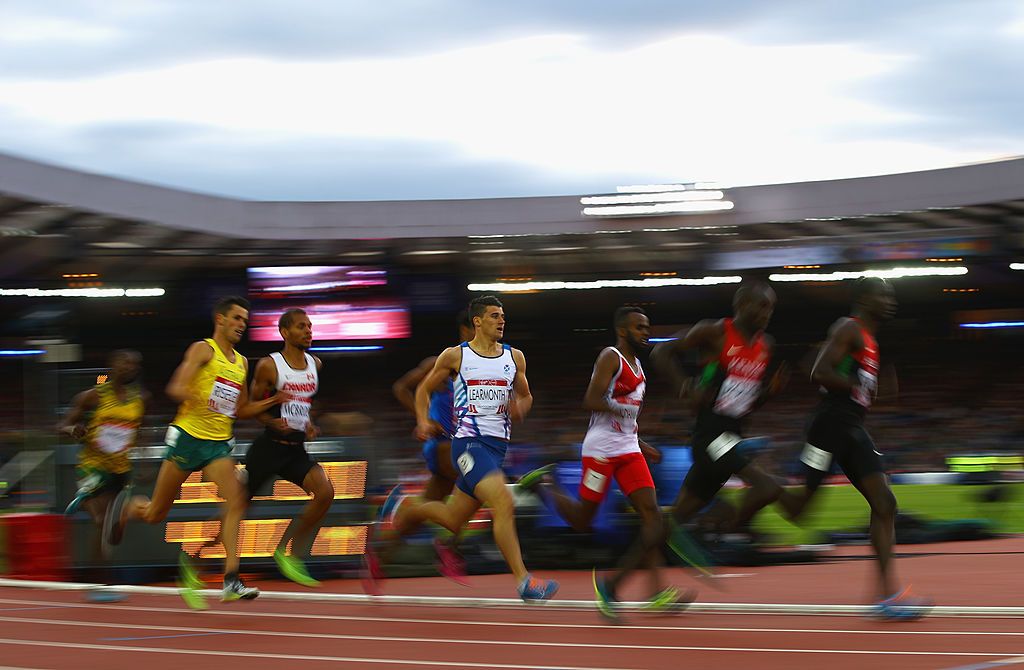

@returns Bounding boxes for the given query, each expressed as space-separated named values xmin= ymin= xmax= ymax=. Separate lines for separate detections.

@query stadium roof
xmin=1 ymin=151 xmax=1022 ymax=279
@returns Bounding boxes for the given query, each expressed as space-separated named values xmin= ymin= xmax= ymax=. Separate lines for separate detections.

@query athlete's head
xmin=614 ymin=306 xmax=651 ymax=352
xmin=733 ymin=283 xmax=776 ymax=332
xmin=853 ymin=277 xmax=897 ymax=322
xmin=109 ymin=349 xmax=141 ymax=384
xmin=455 ymin=309 xmax=474 ymax=343
xmin=278 ymin=308 xmax=313 ymax=350
xmin=469 ymin=295 xmax=505 ymax=341
xmin=213 ymin=296 xmax=250 ymax=344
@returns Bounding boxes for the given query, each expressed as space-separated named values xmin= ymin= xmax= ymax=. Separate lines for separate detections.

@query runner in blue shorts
xmin=383 ymin=296 xmax=558 ymax=602
xmin=362 ymin=312 xmax=475 ymax=591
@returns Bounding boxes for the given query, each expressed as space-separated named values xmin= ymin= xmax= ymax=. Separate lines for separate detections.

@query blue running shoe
xmin=378 ymin=484 xmax=406 ymax=525
xmin=518 ymin=574 xmax=559 ymax=602
xmin=873 ymin=588 xmax=932 ymax=621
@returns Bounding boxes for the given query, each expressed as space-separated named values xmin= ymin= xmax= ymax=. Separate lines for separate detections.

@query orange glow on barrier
xmin=172 ymin=461 xmax=367 ymax=504
xmin=166 ymin=520 xmax=369 ymax=558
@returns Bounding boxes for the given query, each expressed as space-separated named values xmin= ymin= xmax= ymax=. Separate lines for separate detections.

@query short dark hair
xmin=109 ymin=349 xmax=141 ymax=365
xmin=213 ymin=296 xmax=250 ymax=318
xmin=469 ymin=295 xmax=503 ymax=320
xmin=456 ymin=309 xmax=473 ymax=331
xmin=733 ymin=282 xmax=773 ymax=309
xmin=614 ymin=305 xmax=646 ymax=330
xmin=853 ymin=277 xmax=889 ymax=303
xmin=278 ymin=308 xmax=307 ymax=331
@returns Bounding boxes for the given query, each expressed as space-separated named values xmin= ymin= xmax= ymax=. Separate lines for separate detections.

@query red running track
xmin=1 ymin=537 xmax=1023 ymax=670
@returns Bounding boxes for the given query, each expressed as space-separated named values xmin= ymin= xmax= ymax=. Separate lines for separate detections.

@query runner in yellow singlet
xmin=110 ymin=296 xmax=287 ymax=609
xmin=59 ymin=350 xmax=147 ymax=603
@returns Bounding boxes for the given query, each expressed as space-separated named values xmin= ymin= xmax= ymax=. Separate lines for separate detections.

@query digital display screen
xmin=247 ymin=266 xmax=387 ymax=295
xmin=248 ymin=301 xmax=410 ymax=341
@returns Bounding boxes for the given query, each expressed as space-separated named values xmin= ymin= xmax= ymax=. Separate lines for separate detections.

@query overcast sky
xmin=1 ymin=1 xmax=1022 ymax=200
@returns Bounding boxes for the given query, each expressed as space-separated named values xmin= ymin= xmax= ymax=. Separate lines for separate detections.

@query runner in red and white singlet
xmin=518 ymin=307 xmax=688 ymax=620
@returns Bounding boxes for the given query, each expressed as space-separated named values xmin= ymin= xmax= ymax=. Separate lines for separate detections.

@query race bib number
xmin=706 ymin=432 xmax=741 ymax=461
xmin=582 ymin=469 xmax=607 ymax=493
xmin=95 ymin=423 xmax=134 ymax=454
xmin=208 ymin=376 xmax=242 ymax=417
xmin=281 ymin=398 xmax=311 ymax=432
xmin=466 ymin=380 xmax=509 ymax=415
xmin=457 ymin=450 xmax=475 ymax=475
xmin=714 ymin=376 xmax=760 ymax=418
xmin=853 ymin=369 xmax=877 ymax=408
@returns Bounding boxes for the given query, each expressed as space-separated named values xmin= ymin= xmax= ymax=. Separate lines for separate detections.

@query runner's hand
xmin=267 ymin=418 xmax=291 ymax=434
xmin=415 ymin=420 xmax=443 ymax=442
xmin=639 ymin=440 xmax=661 ymax=464
xmin=305 ymin=423 xmax=321 ymax=441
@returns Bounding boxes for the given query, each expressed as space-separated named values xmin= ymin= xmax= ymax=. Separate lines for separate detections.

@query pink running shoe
xmin=434 ymin=538 xmax=469 ymax=587
xmin=361 ymin=545 xmax=385 ymax=596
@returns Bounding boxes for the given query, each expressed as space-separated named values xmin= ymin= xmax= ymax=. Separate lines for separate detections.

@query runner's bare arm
xmin=57 ymin=388 xmax=99 ymax=441
xmin=414 ymin=346 xmax=459 ymax=440
xmin=509 ymin=348 xmax=533 ymax=422
xmin=582 ymin=348 xmax=624 ymax=414
xmin=810 ymin=318 xmax=862 ymax=394
xmin=165 ymin=341 xmax=214 ymax=404
xmin=651 ymin=319 xmax=722 ymax=401
xmin=237 ymin=356 xmax=288 ymax=420
xmin=393 ymin=356 xmax=438 ymax=415
xmin=249 ymin=356 xmax=289 ymax=433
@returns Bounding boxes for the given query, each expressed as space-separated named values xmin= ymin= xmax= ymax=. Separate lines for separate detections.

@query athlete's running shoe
xmin=873 ymin=587 xmax=932 ymax=621
xmin=222 ymin=575 xmax=260 ymax=602
xmin=518 ymin=574 xmax=559 ymax=602
xmin=101 ymin=485 xmax=132 ymax=551
xmin=177 ymin=553 xmax=207 ymax=610
xmin=361 ymin=545 xmax=385 ymax=596
xmin=434 ymin=538 xmax=469 ymax=586
xmin=378 ymin=484 xmax=406 ymax=525
xmin=514 ymin=464 xmax=556 ymax=492
xmin=85 ymin=587 xmax=125 ymax=603
xmin=592 ymin=569 xmax=619 ymax=621
xmin=666 ymin=522 xmax=715 ymax=577
xmin=642 ymin=586 xmax=697 ymax=614
xmin=274 ymin=547 xmax=320 ymax=588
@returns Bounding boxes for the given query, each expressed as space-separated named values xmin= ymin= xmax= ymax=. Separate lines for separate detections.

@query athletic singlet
xmin=80 ymin=382 xmax=144 ymax=474
xmin=263 ymin=351 xmax=319 ymax=444
xmin=821 ymin=317 xmax=879 ymax=417
xmin=453 ymin=342 xmax=515 ymax=441
xmin=172 ymin=338 xmax=247 ymax=441
xmin=696 ymin=318 xmax=770 ymax=431
xmin=581 ymin=348 xmax=645 ymax=458
xmin=428 ymin=378 xmax=455 ymax=438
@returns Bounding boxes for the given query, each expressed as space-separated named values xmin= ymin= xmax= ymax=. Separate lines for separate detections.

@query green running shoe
xmin=274 ymin=547 xmax=320 ymax=588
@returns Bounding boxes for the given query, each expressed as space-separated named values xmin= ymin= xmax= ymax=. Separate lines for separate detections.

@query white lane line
xmin=0 ymin=596 xmax=1022 ymax=637
xmin=3 ymin=578 xmax=1022 ymax=617
xmin=2 ymin=614 xmax=1024 ymax=658
xmin=0 ymin=638 xmax=642 ymax=670
xmin=0 ymin=635 xmax=1018 ymax=660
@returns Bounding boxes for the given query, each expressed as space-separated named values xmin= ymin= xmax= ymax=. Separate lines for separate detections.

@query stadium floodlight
xmin=0 ymin=287 xmax=166 ymax=298
xmin=467 ymin=276 xmax=742 ymax=292
xmin=959 ymin=322 xmax=1024 ymax=329
xmin=0 ymin=349 xmax=46 ymax=356
xmin=581 ymin=191 xmax=725 ymax=206
xmin=582 ymin=201 xmax=735 ymax=217
xmin=768 ymin=267 xmax=968 ymax=282
xmin=1010 ymin=263 xmax=1024 ymax=271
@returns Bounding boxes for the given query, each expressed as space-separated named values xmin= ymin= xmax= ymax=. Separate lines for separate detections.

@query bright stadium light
xmin=309 ymin=345 xmax=385 ymax=352
xmin=467 ymin=276 xmax=742 ymax=292
xmin=1010 ymin=263 xmax=1024 ymax=271
xmin=0 ymin=349 xmax=46 ymax=357
xmin=0 ymin=287 xmax=166 ymax=298
xmin=768 ymin=267 xmax=968 ymax=282
xmin=959 ymin=322 xmax=1024 ymax=329
xmin=581 ymin=191 xmax=724 ymax=205
xmin=583 ymin=201 xmax=735 ymax=217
